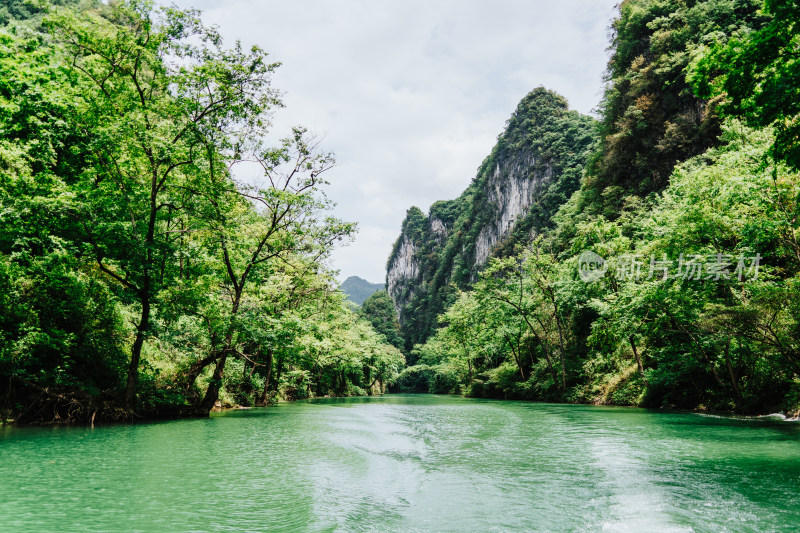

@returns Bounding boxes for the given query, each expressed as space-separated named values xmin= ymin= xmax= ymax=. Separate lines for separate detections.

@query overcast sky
xmin=171 ymin=0 xmax=619 ymax=284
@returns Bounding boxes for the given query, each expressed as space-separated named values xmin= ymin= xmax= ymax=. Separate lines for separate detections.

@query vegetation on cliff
xmin=394 ymin=0 xmax=800 ymax=414
xmin=388 ymin=88 xmax=598 ymax=355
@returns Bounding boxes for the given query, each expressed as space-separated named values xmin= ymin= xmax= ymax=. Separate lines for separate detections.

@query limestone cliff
xmin=474 ymin=153 xmax=553 ymax=266
xmin=386 ymin=87 xmax=598 ymax=353
xmin=386 ymin=233 xmax=419 ymax=312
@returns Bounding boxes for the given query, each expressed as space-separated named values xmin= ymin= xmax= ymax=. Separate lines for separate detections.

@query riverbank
xmin=9 ymin=388 xmax=799 ymax=430
xmin=0 ymin=388 xmax=398 ymax=427
xmin=395 ymin=360 xmax=800 ymax=418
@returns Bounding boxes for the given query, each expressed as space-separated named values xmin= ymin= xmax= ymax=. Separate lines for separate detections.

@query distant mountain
xmin=340 ymin=276 xmax=385 ymax=306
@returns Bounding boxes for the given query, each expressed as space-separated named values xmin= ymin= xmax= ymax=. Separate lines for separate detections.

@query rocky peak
xmin=385 ymin=87 xmax=598 ymax=350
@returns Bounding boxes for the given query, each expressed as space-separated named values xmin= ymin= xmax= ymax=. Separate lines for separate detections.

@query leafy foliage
xmin=691 ymin=0 xmax=800 ymax=169
xmin=585 ymin=0 xmax=768 ymax=208
xmin=409 ymin=121 xmax=800 ymax=412
xmin=394 ymin=0 xmax=800 ymax=414
xmin=0 ymin=0 xmax=403 ymax=423
xmin=359 ymin=291 xmax=403 ymax=349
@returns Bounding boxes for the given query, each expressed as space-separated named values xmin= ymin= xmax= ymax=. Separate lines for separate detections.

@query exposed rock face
xmin=430 ymin=216 xmax=447 ymax=241
xmin=385 ymin=87 xmax=598 ymax=352
xmin=474 ymin=155 xmax=553 ymax=266
xmin=386 ymin=153 xmax=554 ymax=326
xmin=386 ymin=234 xmax=419 ymax=313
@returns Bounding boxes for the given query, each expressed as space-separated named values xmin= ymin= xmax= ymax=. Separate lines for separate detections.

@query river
xmin=1 ymin=394 xmax=798 ymax=532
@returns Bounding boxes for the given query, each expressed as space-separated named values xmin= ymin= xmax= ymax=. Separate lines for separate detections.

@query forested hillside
xmin=391 ymin=0 xmax=800 ymax=414
xmin=387 ymin=88 xmax=598 ymax=354
xmin=0 ymin=1 xmax=404 ymax=424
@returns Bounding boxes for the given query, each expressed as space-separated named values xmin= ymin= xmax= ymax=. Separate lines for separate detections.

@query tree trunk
xmin=629 ymin=335 xmax=646 ymax=382
xmin=540 ymin=343 xmax=559 ymax=390
xmin=124 ymin=295 xmax=150 ymax=411
xmin=199 ymin=350 xmax=228 ymax=413
xmin=257 ymin=349 xmax=274 ymax=406
xmin=182 ymin=352 xmax=221 ymax=392
xmin=124 ymin=170 xmax=159 ymax=412
xmin=274 ymin=359 xmax=283 ymax=391
xmin=515 ymin=334 xmax=526 ymax=379
xmin=198 ymin=289 xmax=241 ymax=412
xmin=724 ymin=338 xmax=742 ymax=405
xmin=505 ymin=333 xmax=525 ymax=379
xmin=552 ymin=304 xmax=567 ymax=391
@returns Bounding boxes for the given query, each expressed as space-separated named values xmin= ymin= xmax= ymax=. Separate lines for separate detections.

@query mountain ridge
xmin=340 ymin=276 xmax=385 ymax=306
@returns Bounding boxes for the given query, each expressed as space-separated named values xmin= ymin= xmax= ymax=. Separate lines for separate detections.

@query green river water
xmin=1 ymin=394 xmax=799 ymax=532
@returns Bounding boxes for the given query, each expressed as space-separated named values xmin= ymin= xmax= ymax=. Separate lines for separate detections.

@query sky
xmin=171 ymin=0 xmax=619 ymax=284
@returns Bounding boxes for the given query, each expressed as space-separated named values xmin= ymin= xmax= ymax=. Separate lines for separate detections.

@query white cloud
xmin=172 ymin=0 xmax=618 ymax=283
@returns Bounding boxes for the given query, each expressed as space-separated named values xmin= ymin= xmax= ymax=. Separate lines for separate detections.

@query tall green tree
xmin=48 ymin=1 xmax=282 ymax=409
xmin=691 ymin=0 xmax=800 ymax=168
xmin=360 ymin=291 xmax=403 ymax=350
xmin=192 ymin=128 xmax=354 ymax=412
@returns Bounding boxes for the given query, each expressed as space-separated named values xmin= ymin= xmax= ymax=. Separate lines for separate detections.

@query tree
xmin=438 ymin=292 xmax=485 ymax=385
xmin=48 ymin=1 xmax=283 ymax=410
xmin=0 ymin=0 xmax=399 ymax=422
xmin=691 ymin=0 xmax=800 ymax=169
xmin=189 ymin=127 xmax=354 ymax=412
xmin=360 ymin=291 xmax=403 ymax=350
xmin=476 ymin=245 xmax=570 ymax=391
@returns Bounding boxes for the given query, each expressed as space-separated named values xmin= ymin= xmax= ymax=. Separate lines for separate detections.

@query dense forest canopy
xmin=392 ymin=0 xmax=800 ymax=414
xmin=0 ymin=0 xmax=403 ymax=423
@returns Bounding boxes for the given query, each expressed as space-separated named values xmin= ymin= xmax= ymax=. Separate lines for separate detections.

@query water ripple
xmin=1 ymin=395 xmax=799 ymax=532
